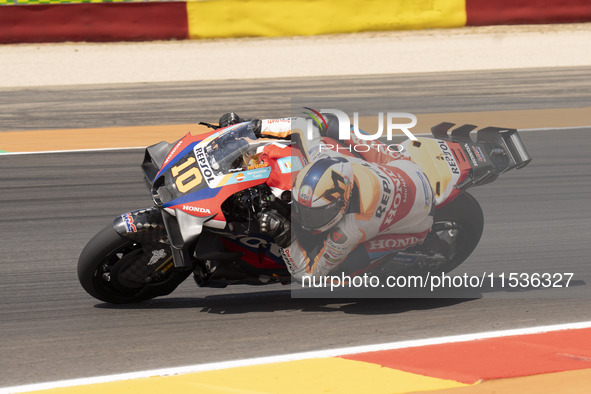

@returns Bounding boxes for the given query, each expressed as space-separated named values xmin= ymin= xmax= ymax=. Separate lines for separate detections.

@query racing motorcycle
xmin=78 ymin=120 xmax=531 ymax=303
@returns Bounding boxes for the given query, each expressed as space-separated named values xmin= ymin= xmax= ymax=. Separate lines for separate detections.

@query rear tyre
xmin=390 ymin=191 xmax=484 ymax=279
xmin=77 ymin=225 xmax=190 ymax=304
xmin=420 ymin=191 xmax=484 ymax=274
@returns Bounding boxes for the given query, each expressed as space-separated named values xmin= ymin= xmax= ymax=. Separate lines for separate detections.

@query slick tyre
xmin=428 ymin=191 xmax=484 ymax=274
xmin=77 ymin=225 xmax=190 ymax=304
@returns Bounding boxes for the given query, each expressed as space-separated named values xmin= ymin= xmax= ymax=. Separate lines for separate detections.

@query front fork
xmin=112 ymin=206 xmax=194 ymax=269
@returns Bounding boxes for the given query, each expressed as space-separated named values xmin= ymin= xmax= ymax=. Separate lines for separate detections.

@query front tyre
xmin=77 ymin=225 xmax=190 ymax=304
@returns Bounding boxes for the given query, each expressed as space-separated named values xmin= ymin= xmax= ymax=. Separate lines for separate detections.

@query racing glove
xmin=258 ymin=210 xmax=291 ymax=248
xmin=219 ymin=112 xmax=245 ymax=128
xmin=219 ymin=113 xmax=264 ymax=137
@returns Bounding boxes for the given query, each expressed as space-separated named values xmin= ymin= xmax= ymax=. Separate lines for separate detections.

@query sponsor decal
xmin=464 ymin=143 xmax=479 ymax=167
xmin=261 ymin=118 xmax=293 ymax=138
xmin=322 ymin=252 xmax=342 ymax=265
xmin=382 ymin=177 xmax=405 ymax=229
xmin=390 ymin=255 xmax=418 ymax=264
xmin=249 ymin=167 xmax=270 ymax=180
xmin=265 ymin=118 xmax=293 ymax=124
xmin=368 ymin=235 xmax=422 ymax=251
xmin=194 ymin=146 xmax=215 ymax=183
xmin=122 ymin=213 xmax=137 ymax=233
xmin=182 ymin=205 xmax=212 ymax=214
xmin=148 ymin=249 xmax=168 ymax=266
xmin=321 ymin=244 xmax=348 ymax=267
xmin=281 ymin=247 xmax=298 ymax=273
xmin=164 ymin=140 xmax=184 ymax=166
xmin=277 ymin=156 xmax=303 ymax=174
xmin=300 ymin=185 xmax=313 ymax=203
xmin=330 ymin=231 xmax=348 ymax=244
xmin=474 ymin=146 xmax=486 ymax=162
xmin=246 ymin=163 xmax=268 ymax=170
xmin=416 ymin=171 xmax=431 ymax=210
xmin=437 ymin=140 xmax=460 ymax=175
xmin=374 ymin=166 xmax=392 ymax=220
xmin=219 ymin=167 xmax=271 ymax=186
xmin=323 ymin=247 xmax=341 ymax=259
xmin=374 ymin=165 xmax=407 ymax=231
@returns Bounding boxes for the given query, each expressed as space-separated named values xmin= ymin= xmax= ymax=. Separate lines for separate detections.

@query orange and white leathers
xmin=258 ymin=117 xmax=434 ymax=281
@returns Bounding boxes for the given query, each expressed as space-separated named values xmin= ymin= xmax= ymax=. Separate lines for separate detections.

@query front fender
xmin=113 ymin=207 xmax=167 ymax=243
xmin=113 ymin=207 xmax=200 ymax=269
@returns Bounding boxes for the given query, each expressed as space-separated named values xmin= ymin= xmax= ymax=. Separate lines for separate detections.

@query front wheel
xmin=77 ymin=225 xmax=191 ymax=304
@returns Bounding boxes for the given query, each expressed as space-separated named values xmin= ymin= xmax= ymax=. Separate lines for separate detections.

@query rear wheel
xmin=395 ymin=192 xmax=484 ymax=276
xmin=77 ymin=225 xmax=191 ymax=304
xmin=428 ymin=192 xmax=484 ymax=273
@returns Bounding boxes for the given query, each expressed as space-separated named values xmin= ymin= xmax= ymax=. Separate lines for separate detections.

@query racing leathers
xmin=221 ymin=114 xmax=435 ymax=281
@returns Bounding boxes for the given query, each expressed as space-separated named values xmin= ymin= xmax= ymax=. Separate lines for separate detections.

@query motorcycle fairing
xmin=192 ymin=231 xmax=288 ymax=285
xmin=403 ymin=138 xmax=471 ymax=207
xmin=145 ymin=123 xmax=274 ymax=223
xmin=403 ymin=123 xmax=532 ymax=207
xmin=218 ymin=234 xmax=285 ymax=269
xmin=140 ymin=123 xmax=293 ymax=267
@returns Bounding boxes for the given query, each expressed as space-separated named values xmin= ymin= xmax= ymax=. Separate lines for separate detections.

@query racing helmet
xmin=292 ymin=157 xmax=354 ymax=232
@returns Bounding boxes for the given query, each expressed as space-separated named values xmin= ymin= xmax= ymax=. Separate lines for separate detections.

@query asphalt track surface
xmin=1 ymin=66 xmax=591 ymax=131
xmin=1 ymin=67 xmax=591 ymax=388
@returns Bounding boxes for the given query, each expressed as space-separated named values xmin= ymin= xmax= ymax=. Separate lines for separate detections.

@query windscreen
xmin=205 ymin=123 xmax=258 ymax=174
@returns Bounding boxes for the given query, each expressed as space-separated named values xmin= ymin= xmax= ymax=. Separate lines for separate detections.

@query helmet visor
xmin=293 ymin=198 xmax=344 ymax=231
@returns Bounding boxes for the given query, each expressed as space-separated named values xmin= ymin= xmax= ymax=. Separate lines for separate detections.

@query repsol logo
xmin=437 ymin=140 xmax=460 ymax=175
xmin=195 ymin=146 xmax=215 ymax=183
xmin=373 ymin=165 xmax=406 ymax=229
xmin=374 ymin=166 xmax=392 ymax=219
xmin=382 ymin=176 xmax=404 ymax=229
xmin=379 ymin=166 xmax=407 ymax=231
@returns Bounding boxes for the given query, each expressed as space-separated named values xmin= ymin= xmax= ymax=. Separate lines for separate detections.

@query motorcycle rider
xmin=218 ymin=112 xmax=435 ymax=281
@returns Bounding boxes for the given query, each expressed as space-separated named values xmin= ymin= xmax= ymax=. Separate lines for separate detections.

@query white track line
xmin=2 ymin=320 xmax=591 ymax=393
xmin=0 ymin=126 xmax=588 ymax=157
